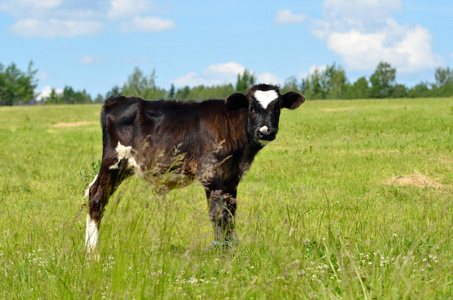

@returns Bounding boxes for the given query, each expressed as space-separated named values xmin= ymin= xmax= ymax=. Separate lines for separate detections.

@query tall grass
xmin=0 ymin=98 xmax=452 ymax=298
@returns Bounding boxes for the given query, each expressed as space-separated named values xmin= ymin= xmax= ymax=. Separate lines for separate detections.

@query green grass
xmin=0 ymin=98 xmax=452 ymax=299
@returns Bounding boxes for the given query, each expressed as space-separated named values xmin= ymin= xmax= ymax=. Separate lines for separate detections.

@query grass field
xmin=0 ymin=98 xmax=452 ymax=299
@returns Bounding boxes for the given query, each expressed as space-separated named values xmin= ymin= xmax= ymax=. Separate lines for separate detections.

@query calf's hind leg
xmin=85 ymin=159 xmax=131 ymax=254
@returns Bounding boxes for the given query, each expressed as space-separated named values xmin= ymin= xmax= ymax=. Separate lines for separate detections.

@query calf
xmin=85 ymin=84 xmax=305 ymax=252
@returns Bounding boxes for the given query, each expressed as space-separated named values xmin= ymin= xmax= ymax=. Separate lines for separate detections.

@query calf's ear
xmin=225 ymin=93 xmax=249 ymax=110
xmin=282 ymin=92 xmax=305 ymax=110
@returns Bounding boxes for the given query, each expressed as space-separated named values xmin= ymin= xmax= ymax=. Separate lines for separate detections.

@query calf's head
xmin=225 ymin=84 xmax=305 ymax=146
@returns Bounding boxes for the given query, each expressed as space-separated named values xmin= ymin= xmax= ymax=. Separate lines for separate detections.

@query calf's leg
xmin=204 ymin=180 xmax=238 ymax=247
xmin=86 ymin=160 xmax=131 ymax=254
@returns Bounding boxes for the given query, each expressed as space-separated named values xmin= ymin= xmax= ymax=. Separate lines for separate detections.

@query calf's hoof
xmin=212 ymin=236 xmax=239 ymax=249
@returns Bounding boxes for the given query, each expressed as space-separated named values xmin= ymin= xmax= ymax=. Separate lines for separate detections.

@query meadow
xmin=0 ymin=97 xmax=452 ymax=299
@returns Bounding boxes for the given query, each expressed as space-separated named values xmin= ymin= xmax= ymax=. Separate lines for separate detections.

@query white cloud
xmin=299 ymin=65 xmax=327 ymax=79
xmin=39 ymin=70 xmax=50 ymax=81
xmin=309 ymin=65 xmax=327 ymax=75
xmin=275 ymin=9 xmax=306 ymax=25
xmin=322 ymin=0 xmax=402 ymax=26
xmin=0 ymin=0 xmax=61 ymax=15
xmin=172 ymin=62 xmax=246 ymax=87
xmin=0 ymin=0 xmax=99 ymax=20
xmin=256 ymin=73 xmax=284 ymax=85
xmin=1 ymin=0 xmax=104 ymax=37
xmin=206 ymin=62 xmax=245 ymax=75
xmin=108 ymin=0 xmax=153 ymax=19
xmin=36 ymin=85 xmax=63 ymax=101
xmin=10 ymin=19 xmax=103 ymax=38
xmin=172 ymin=62 xmax=282 ymax=88
xmin=118 ymin=16 xmax=176 ymax=33
xmin=2 ymin=0 xmax=174 ymax=37
xmin=80 ymin=55 xmax=105 ymax=65
xmin=18 ymin=0 xmax=61 ymax=9
xmin=311 ymin=0 xmax=443 ymax=72
xmin=171 ymin=72 xmax=204 ymax=87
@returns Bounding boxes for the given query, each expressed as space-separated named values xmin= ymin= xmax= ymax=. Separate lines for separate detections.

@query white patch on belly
xmin=85 ymin=214 xmax=99 ymax=254
xmin=128 ymin=156 xmax=144 ymax=177
xmin=109 ymin=142 xmax=142 ymax=175
xmin=254 ymin=90 xmax=278 ymax=108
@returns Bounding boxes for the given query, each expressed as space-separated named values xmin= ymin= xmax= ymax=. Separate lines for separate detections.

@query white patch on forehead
xmin=254 ymin=90 xmax=278 ymax=108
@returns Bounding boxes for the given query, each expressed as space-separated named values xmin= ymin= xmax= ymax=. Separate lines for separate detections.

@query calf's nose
xmin=259 ymin=126 xmax=274 ymax=136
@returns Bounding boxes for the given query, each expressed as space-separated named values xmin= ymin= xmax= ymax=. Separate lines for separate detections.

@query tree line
xmin=106 ymin=67 xmax=256 ymax=101
xmin=1 ymin=61 xmax=452 ymax=106
xmin=0 ymin=61 xmax=95 ymax=105
xmin=297 ymin=62 xmax=453 ymax=100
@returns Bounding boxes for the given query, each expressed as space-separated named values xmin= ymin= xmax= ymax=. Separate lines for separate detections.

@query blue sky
xmin=1 ymin=0 xmax=452 ymax=99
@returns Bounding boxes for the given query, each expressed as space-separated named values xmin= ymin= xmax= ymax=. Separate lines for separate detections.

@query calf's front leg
xmin=206 ymin=189 xmax=238 ymax=247
xmin=85 ymin=156 xmax=131 ymax=254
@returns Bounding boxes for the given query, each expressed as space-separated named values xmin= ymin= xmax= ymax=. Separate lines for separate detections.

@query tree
xmin=0 ymin=61 xmax=38 ymax=105
xmin=301 ymin=63 xmax=347 ymax=99
xmin=185 ymin=84 xmax=235 ymax=100
xmin=94 ymin=94 xmax=104 ymax=104
xmin=122 ymin=67 xmax=166 ymax=99
xmin=106 ymin=85 xmax=122 ymax=98
xmin=369 ymin=61 xmax=396 ymax=98
xmin=122 ymin=67 xmax=150 ymax=96
xmin=325 ymin=63 xmax=347 ymax=99
xmin=434 ymin=66 xmax=453 ymax=86
xmin=281 ymin=76 xmax=300 ymax=94
xmin=63 ymin=86 xmax=75 ymax=103
xmin=392 ymin=84 xmax=408 ymax=98
xmin=235 ymin=69 xmax=256 ymax=93
xmin=433 ymin=66 xmax=453 ymax=96
xmin=47 ymin=88 xmax=60 ymax=104
xmin=407 ymin=82 xmax=430 ymax=98
xmin=175 ymin=86 xmax=190 ymax=100
xmin=40 ymin=85 xmax=91 ymax=104
xmin=167 ymin=84 xmax=176 ymax=99
xmin=348 ymin=77 xmax=371 ymax=99
xmin=302 ymin=67 xmax=323 ymax=99
xmin=18 ymin=61 xmax=38 ymax=103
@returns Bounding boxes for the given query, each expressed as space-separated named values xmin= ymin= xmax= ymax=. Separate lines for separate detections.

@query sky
xmin=1 ymin=0 xmax=452 ymax=99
